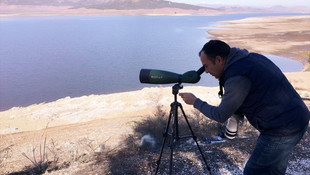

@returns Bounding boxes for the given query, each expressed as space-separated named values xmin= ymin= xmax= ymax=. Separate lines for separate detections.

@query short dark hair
xmin=199 ymin=40 xmax=231 ymax=63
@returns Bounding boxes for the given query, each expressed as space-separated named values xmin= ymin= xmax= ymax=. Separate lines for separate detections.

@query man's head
xmin=199 ymin=40 xmax=230 ymax=79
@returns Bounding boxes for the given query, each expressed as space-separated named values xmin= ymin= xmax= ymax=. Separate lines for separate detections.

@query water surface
xmin=0 ymin=14 xmax=304 ymax=111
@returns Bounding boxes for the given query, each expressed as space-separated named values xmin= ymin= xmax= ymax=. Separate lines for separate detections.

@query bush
xmin=98 ymin=105 xmax=258 ymax=174
xmin=131 ymin=105 xmax=225 ymax=151
xmin=103 ymin=106 xmax=216 ymax=174
xmin=13 ymin=135 xmax=61 ymax=175
xmin=0 ymin=145 xmax=13 ymax=169
xmin=21 ymin=136 xmax=49 ymax=174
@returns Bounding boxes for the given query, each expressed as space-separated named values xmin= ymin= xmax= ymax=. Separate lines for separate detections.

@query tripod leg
xmin=179 ymin=104 xmax=212 ymax=174
xmin=155 ymin=108 xmax=173 ymax=175
xmin=168 ymin=102 xmax=178 ymax=175
xmin=173 ymin=102 xmax=179 ymax=141
xmin=169 ymin=143 xmax=173 ymax=175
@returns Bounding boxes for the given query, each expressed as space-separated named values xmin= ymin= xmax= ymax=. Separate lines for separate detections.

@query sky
xmin=169 ymin=0 xmax=310 ymax=7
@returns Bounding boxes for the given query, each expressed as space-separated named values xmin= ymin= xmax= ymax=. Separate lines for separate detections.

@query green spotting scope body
xmin=139 ymin=66 xmax=204 ymax=84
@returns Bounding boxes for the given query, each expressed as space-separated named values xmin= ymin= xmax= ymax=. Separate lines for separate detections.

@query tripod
xmin=154 ymin=83 xmax=211 ymax=175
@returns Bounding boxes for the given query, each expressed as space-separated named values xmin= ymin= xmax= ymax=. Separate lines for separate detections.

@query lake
xmin=0 ymin=14 xmax=304 ymax=111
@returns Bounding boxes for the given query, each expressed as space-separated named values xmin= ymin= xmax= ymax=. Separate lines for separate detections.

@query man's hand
xmin=179 ymin=93 xmax=197 ymax=105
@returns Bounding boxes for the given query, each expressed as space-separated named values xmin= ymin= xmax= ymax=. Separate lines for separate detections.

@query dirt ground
xmin=1 ymin=15 xmax=310 ymax=175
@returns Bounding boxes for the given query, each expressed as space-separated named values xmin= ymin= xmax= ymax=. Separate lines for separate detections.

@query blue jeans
xmin=244 ymin=125 xmax=308 ymax=175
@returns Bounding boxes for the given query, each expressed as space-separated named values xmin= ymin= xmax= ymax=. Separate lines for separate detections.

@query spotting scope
xmin=139 ymin=66 xmax=205 ymax=84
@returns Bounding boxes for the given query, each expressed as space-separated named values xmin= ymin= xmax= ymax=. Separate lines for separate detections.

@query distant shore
xmin=0 ymin=5 xmax=225 ymax=18
xmin=208 ymin=15 xmax=310 ymax=70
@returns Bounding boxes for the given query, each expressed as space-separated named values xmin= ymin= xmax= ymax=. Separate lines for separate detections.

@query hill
xmin=1 ymin=0 xmax=309 ymax=16
xmin=0 ymin=0 xmax=213 ymax=10
xmin=0 ymin=0 xmax=104 ymax=6
xmin=85 ymin=0 xmax=207 ymax=10
xmin=0 ymin=0 xmax=220 ymax=16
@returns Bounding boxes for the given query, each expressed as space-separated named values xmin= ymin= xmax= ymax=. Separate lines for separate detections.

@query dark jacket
xmin=194 ymin=48 xmax=309 ymax=136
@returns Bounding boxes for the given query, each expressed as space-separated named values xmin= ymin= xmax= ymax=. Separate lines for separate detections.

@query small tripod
xmin=154 ymin=83 xmax=211 ymax=175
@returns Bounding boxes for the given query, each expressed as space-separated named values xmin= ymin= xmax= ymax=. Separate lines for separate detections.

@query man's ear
xmin=215 ymin=56 xmax=225 ymax=65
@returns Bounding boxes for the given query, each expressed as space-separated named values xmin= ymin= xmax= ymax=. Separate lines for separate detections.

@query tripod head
xmin=172 ymin=83 xmax=183 ymax=96
xmin=172 ymin=83 xmax=183 ymax=102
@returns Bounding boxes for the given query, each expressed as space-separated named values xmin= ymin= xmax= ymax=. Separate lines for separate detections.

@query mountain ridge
xmin=1 ymin=0 xmax=308 ymax=16
xmin=0 ymin=0 xmax=213 ymax=10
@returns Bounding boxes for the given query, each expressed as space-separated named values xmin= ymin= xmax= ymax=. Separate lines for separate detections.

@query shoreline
xmin=1 ymin=5 xmax=308 ymax=19
xmin=0 ymin=86 xmax=220 ymax=134
xmin=0 ymin=5 xmax=227 ymax=18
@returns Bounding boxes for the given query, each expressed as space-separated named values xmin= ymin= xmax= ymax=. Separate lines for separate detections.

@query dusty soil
xmin=1 ymin=15 xmax=310 ymax=175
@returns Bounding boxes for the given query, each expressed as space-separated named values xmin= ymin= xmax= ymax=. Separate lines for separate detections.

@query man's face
xmin=200 ymin=51 xmax=226 ymax=79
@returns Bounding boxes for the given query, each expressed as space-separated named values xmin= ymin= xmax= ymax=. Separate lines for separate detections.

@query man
xmin=179 ymin=40 xmax=309 ymax=174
